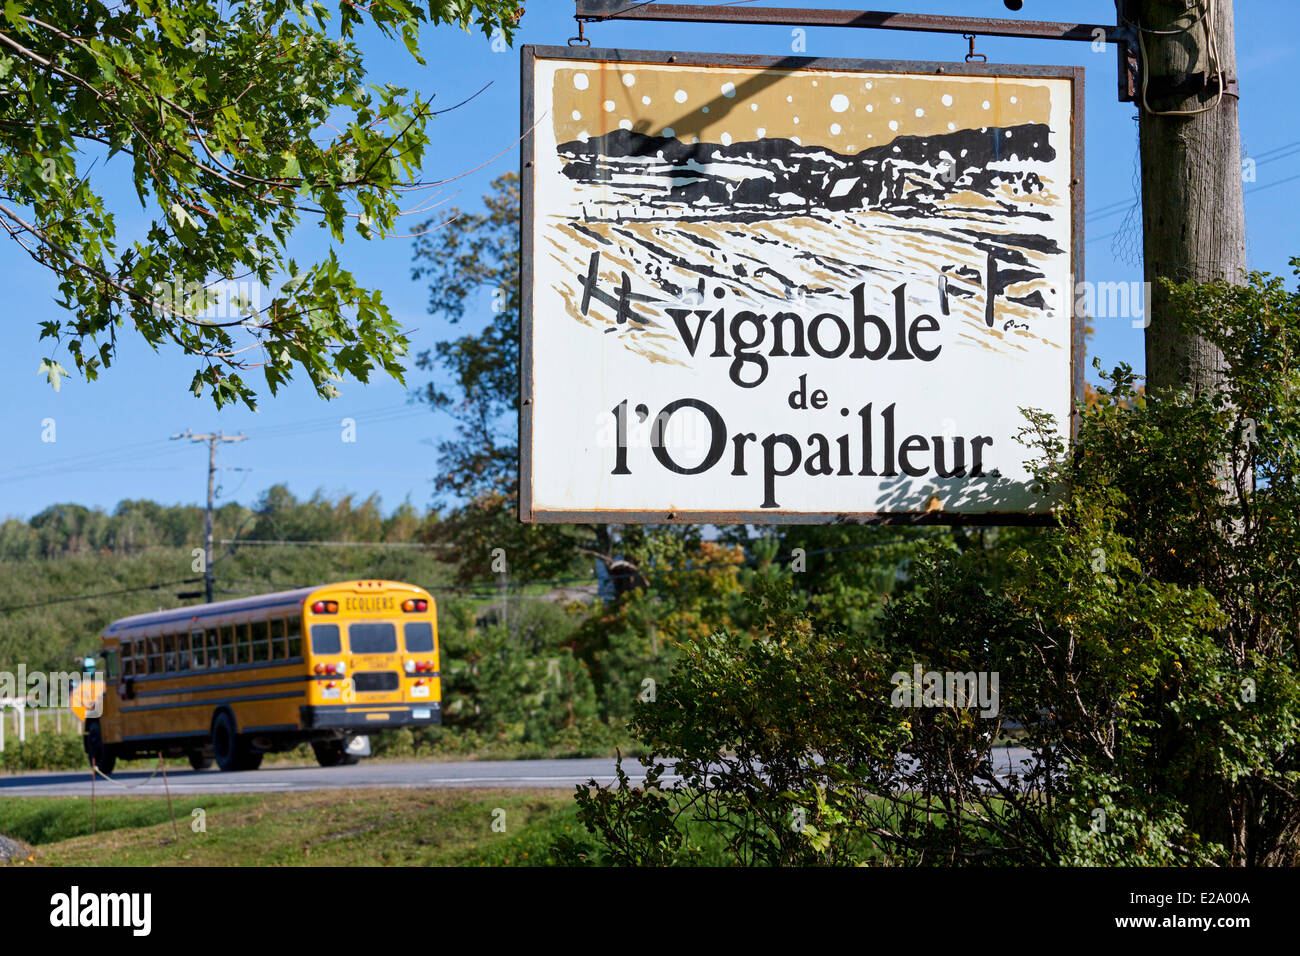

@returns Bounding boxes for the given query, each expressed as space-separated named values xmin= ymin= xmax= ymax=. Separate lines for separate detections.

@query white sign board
xmin=521 ymin=47 xmax=1083 ymax=523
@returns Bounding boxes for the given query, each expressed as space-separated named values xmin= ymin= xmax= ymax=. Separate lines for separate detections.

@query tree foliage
xmin=1 ymin=0 xmax=523 ymax=407
xmin=565 ymin=265 xmax=1300 ymax=867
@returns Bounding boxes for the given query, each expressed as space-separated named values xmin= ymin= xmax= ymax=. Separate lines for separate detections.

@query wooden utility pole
xmin=1136 ymin=0 xmax=1246 ymax=396
xmin=172 ymin=430 xmax=247 ymax=603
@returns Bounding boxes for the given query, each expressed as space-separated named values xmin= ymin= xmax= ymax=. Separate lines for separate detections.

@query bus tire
xmin=312 ymin=740 xmax=359 ymax=767
xmin=85 ymin=719 xmax=116 ymax=776
xmin=211 ymin=710 xmax=259 ymax=772
xmin=188 ymin=751 xmax=213 ymax=771
xmin=238 ymin=750 xmax=264 ymax=771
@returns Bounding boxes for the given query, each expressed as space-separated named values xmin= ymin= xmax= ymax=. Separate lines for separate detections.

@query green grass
xmin=2 ymin=789 xmax=590 ymax=866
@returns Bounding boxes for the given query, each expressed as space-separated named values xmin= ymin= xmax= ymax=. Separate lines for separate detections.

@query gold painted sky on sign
xmin=551 ymin=62 xmax=1057 ymax=150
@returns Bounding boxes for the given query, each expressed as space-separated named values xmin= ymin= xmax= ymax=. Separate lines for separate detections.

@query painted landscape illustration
xmin=540 ymin=63 xmax=1073 ymax=368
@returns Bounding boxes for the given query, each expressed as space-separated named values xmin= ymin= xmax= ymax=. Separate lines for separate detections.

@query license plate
xmin=322 ymin=687 xmax=340 ymax=699
xmin=413 ymin=708 xmax=431 ymax=719
xmin=411 ymin=685 xmax=430 ymax=698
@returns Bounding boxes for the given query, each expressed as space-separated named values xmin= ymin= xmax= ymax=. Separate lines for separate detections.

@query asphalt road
xmin=0 ymin=748 xmax=1037 ymax=797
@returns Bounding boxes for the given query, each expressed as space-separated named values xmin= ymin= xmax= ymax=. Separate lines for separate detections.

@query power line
xmin=219 ymin=538 xmax=431 ymax=548
xmin=0 ymin=578 xmax=202 ymax=614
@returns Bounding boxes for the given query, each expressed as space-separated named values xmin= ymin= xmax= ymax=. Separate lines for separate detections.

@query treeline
xmin=0 ymin=484 xmax=440 ymax=560
xmin=0 ymin=485 xmax=974 ymax=759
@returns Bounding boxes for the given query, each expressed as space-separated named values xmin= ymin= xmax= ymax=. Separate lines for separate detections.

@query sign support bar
xmin=573 ymin=2 xmax=1139 ymax=101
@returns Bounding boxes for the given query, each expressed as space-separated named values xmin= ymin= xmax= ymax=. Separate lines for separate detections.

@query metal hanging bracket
xmin=963 ymin=33 xmax=986 ymax=63
xmin=572 ymin=2 xmax=1143 ymax=102
xmin=569 ymin=16 xmax=591 ymax=46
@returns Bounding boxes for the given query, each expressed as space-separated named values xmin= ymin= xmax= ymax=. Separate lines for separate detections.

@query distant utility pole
xmin=172 ymin=430 xmax=248 ymax=603
xmin=1134 ymin=0 xmax=1245 ymax=395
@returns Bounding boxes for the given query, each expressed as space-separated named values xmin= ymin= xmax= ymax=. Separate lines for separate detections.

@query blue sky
xmin=1 ymin=0 xmax=1296 ymax=521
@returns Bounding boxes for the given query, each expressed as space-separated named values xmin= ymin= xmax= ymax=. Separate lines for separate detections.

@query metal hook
xmin=964 ymin=33 xmax=986 ymax=63
xmin=569 ymin=18 xmax=591 ymax=47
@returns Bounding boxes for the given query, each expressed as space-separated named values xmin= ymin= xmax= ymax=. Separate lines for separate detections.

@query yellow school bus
xmin=76 ymin=580 xmax=441 ymax=772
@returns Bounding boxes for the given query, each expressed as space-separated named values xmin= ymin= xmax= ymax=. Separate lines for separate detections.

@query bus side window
xmin=122 ymin=644 xmax=134 ymax=678
xmin=148 ymin=637 xmax=162 ymax=674
xmin=104 ymin=650 xmax=118 ymax=680
xmin=234 ymin=622 xmax=250 ymax=665
xmin=220 ymin=625 xmax=234 ymax=666
xmin=286 ymin=616 xmax=303 ymax=658
xmin=268 ymin=616 xmax=285 ymax=660
xmin=310 ymin=624 xmax=341 ymax=656
xmin=163 ymin=634 xmax=176 ymax=672
xmin=189 ymin=629 xmax=204 ymax=669
xmin=177 ymin=632 xmax=190 ymax=671
xmin=206 ymin=628 xmax=221 ymax=668
xmin=251 ymin=619 xmax=269 ymax=662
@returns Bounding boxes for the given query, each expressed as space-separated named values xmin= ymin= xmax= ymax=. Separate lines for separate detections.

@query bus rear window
xmin=349 ymin=622 xmax=397 ymax=654
xmin=405 ymin=622 xmax=435 ymax=653
xmin=310 ymin=624 xmax=341 ymax=655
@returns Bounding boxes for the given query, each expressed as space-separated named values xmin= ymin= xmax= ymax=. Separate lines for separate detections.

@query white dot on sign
xmin=642 ymin=95 xmax=651 ymax=106
xmin=702 ymin=105 xmax=710 ymax=114
xmin=663 ymin=127 xmax=675 ymax=138
xmin=604 ymin=100 xmax=615 ymax=112
xmin=721 ymin=132 xmax=732 ymax=145
xmin=892 ymin=95 xmax=901 ymax=104
xmin=1010 ymin=95 xmax=1018 ymax=104
xmin=1005 ymin=130 xmax=1013 ymax=138
xmin=623 ymin=73 xmax=636 ymax=87
xmin=675 ymin=89 xmax=688 ymax=103
xmin=721 ymin=81 xmax=736 ymax=98
xmin=757 ymin=127 xmax=766 ymax=137
xmin=889 ymin=120 xmax=899 ymax=131
xmin=751 ymin=103 xmax=758 ymax=111
xmin=574 ymin=73 xmax=589 ymax=90
xmin=620 ymin=119 xmax=632 ymax=130
xmin=865 ymin=81 xmax=873 ymax=89
xmin=830 ymin=123 xmax=841 ymax=135
xmin=571 ymin=110 xmax=581 ymax=121
xmin=812 ymin=80 xmax=818 ymax=87
xmin=866 ymin=103 xmax=874 ymax=112
xmin=830 ymin=93 xmax=850 ymax=112
xmin=793 ymin=116 xmax=799 ymax=124
xmin=787 ymin=95 xmax=793 ymax=103
xmin=948 ymin=122 xmax=956 ymax=130
xmin=915 ymin=108 xmax=924 ymax=117
xmin=982 ymin=100 xmax=991 ymax=110
xmin=578 ymin=131 xmax=589 ymax=142
xmin=942 ymin=94 xmax=953 ymax=107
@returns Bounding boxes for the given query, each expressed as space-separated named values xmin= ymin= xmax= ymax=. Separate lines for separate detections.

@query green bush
xmin=570 ymin=266 xmax=1300 ymax=867
xmin=0 ymin=732 xmax=86 ymax=772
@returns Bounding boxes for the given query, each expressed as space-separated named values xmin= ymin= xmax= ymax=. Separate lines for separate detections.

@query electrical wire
xmin=1137 ymin=0 xmax=1226 ymax=118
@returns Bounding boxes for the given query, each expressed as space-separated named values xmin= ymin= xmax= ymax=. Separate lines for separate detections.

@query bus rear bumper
xmin=300 ymin=703 xmax=442 ymax=732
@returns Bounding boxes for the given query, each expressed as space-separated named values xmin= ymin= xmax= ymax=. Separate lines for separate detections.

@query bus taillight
xmin=401 ymin=599 xmax=428 ymax=612
xmin=311 ymin=600 xmax=339 ymax=614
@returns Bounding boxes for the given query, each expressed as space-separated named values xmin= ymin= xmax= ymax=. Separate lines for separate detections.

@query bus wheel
xmin=312 ymin=741 xmax=359 ymax=767
xmin=211 ymin=711 xmax=257 ymax=772
xmin=238 ymin=751 xmax=264 ymax=771
xmin=85 ymin=719 xmax=116 ymax=776
xmin=188 ymin=751 xmax=213 ymax=771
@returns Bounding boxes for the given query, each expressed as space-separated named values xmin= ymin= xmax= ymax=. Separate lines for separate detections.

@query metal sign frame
xmin=520 ymin=44 xmax=1086 ymax=525
xmin=572 ymin=2 xmax=1138 ymax=101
